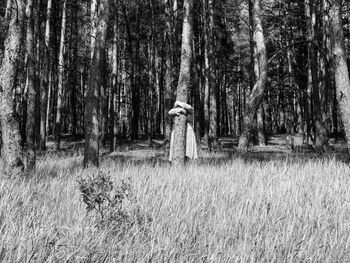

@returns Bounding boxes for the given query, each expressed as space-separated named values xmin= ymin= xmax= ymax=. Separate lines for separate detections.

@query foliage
xmin=78 ymin=170 xmax=150 ymax=233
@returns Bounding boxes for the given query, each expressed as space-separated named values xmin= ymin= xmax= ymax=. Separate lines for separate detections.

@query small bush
xmin=78 ymin=171 xmax=151 ymax=233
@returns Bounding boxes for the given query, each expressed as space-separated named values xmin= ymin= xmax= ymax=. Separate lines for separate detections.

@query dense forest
xmin=1 ymin=0 xmax=350 ymax=171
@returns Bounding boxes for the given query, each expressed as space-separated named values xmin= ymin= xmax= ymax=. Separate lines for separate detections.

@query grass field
xmin=1 ymin=150 xmax=350 ymax=262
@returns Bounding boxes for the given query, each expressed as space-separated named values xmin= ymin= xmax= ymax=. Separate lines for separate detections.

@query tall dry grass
xmin=1 ymin=152 xmax=350 ymax=262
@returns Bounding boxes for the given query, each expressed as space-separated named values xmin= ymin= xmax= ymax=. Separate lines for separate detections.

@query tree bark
xmin=84 ymin=0 xmax=110 ymax=167
xmin=164 ymin=0 xmax=174 ymax=145
xmin=4 ymin=0 xmax=13 ymax=21
xmin=238 ymin=0 xmax=267 ymax=151
xmin=55 ymin=0 xmax=67 ymax=149
xmin=110 ymin=2 xmax=119 ymax=152
xmin=257 ymin=104 xmax=265 ymax=146
xmin=40 ymin=0 xmax=52 ymax=151
xmin=203 ymin=0 xmax=210 ymax=148
xmin=121 ymin=0 xmax=137 ymax=139
xmin=24 ymin=0 xmax=36 ymax=170
xmin=0 ymin=1 xmax=14 ymax=57
xmin=0 ymin=0 xmax=25 ymax=173
xmin=305 ymin=0 xmax=328 ymax=151
xmin=69 ymin=1 xmax=78 ymax=139
xmin=90 ymin=0 xmax=98 ymax=60
xmin=208 ymin=0 xmax=217 ymax=146
xmin=329 ymin=0 xmax=350 ymax=144
xmin=171 ymin=0 xmax=193 ymax=166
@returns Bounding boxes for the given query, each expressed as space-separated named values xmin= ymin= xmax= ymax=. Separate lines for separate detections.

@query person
xmin=168 ymin=101 xmax=198 ymax=161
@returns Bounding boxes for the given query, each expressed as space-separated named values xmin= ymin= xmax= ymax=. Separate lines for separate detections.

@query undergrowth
xmin=78 ymin=170 xmax=151 ymax=234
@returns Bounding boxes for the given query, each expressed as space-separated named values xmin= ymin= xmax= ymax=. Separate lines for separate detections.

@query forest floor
xmin=46 ymin=133 xmax=350 ymax=164
xmin=1 ymin=134 xmax=350 ymax=262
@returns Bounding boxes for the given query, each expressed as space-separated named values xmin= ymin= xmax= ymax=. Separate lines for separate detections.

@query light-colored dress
xmin=169 ymin=123 xmax=198 ymax=161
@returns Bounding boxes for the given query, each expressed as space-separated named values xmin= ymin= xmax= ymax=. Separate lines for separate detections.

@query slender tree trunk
xmin=248 ymin=0 xmax=255 ymax=92
xmin=46 ymin=72 xmax=52 ymax=136
xmin=238 ymin=0 xmax=267 ymax=151
xmin=110 ymin=3 xmax=118 ymax=152
xmin=55 ymin=0 xmax=67 ymax=149
xmin=70 ymin=1 xmax=78 ymax=139
xmin=329 ymin=0 xmax=350 ymax=144
xmin=131 ymin=5 xmax=141 ymax=140
xmin=164 ymin=0 xmax=174 ymax=145
xmin=203 ymin=0 xmax=210 ymax=148
xmin=121 ymin=0 xmax=137 ymax=139
xmin=193 ymin=42 xmax=202 ymax=146
xmin=40 ymin=0 xmax=52 ymax=151
xmin=172 ymin=0 xmax=193 ymax=166
xmin=0 ymin=0 xmax=25 ymax=173
xmin=250 ymin=0 xmax=266 ymax=145
xmin=24 ymin=0 xmax=36 ymax=170
xmin=34 ymin=0 xmax=42 ymax=150
xmin=257 ymin=104 xmax=265 ymax=146
xmin=148 ymin=0 xmax=157 ymax=143
xmin=305 ymin=0 xmax=328 ymax=151
xmin=208 ymin=0 xmax=217 ymax=146
xmin=90 ymin=0 xmax=98 ymax=60
xmin=84 ymin=0 xmax=110 ymax=167
xmin=100 ymin=49 xmax=108 ymax=147
xmin=237 ymin=57 xmax=242 ymax=134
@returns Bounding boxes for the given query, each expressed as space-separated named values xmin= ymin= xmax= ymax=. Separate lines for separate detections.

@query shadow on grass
xmin=103 ymin=153 xmax=172 ymax=167
xmin=32 ymin=143 xmax=350 ymax=180
xmin=198 ymin=150 xmax=350 ymax=166
xmin=103 ymin=149 xmax=350 ymax=167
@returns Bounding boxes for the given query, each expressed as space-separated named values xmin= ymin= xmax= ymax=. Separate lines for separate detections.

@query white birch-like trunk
xmin=55 ymin=0 xmax=67 ymax=149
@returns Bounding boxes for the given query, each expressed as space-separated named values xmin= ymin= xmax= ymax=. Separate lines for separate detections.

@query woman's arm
xmin=174 ymin=101 xmax=193 ymax=113
xmin=168 ymin=107 xmax=187 ymax=116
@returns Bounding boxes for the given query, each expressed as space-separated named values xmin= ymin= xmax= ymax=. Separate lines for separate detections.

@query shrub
xmin=78 ymin=171 xmax=151 ymax=233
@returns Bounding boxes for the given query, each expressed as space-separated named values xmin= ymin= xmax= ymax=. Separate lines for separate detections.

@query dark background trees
xmin=1 ymin=0 xmax=350 ymax=170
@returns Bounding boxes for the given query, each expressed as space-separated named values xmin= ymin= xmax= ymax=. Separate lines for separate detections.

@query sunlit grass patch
xmin=1 ymin=153 xmax=350 ymax=262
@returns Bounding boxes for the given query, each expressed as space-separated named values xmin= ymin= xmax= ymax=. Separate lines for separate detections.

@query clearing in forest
xmin=1 ymin=137 xmax=350 ymax=262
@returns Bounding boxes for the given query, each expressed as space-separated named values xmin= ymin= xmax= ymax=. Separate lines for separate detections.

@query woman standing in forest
xmin=168 ymin=101 xmax=198 ymax=162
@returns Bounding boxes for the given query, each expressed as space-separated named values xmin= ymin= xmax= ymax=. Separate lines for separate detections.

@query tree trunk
xmin=100 ymin=49 xmax=108 ymax=147
xmin=4 ymin=0 xmax=13 ymax=21
xmin=257 ymin=104 xmax=265 ymax=146
xmin=248 ymin=0 xmax=255 ymax=92
xmin=0 ymin=0 xmax=25 ymax=173
xmin=329 ymin=0 xmax=350 ymax=144
xmin=305 ymin=0 xmax=328 ymax=151
xmin=84 ymin=0 xmax=110 ymax=167
xmin=40 ymin=0 xmax=52 ymax=151
xmin=90 ymin=0 xmax=98 ymax=60
xmin=1 ymin=0 xmax=13 ymax=45
xmin=110 ymin=3 xmax=119 ymax=152
xmin=171 ymin=0 xmax=193 ymax=166
xmin=203 ymin=0 xmax=210 ymax=148
xmin=34 ymin=0 xmax=42 ymax=151
xmin=24 ymin=0 xmax=36 ymax=171
xmin=55 ymin=0 xmax=67 ymax=149
xmin=238 ymin=0 xmax=267 ymax=151
xmin=69 ymin=1 xmax=78 ymax=139
xmin=121 ymin=0 xmax=137 ymax=139
xmin=164 ymin=0 xmax=174 ymax=145
xmin=208 ymin=0 xmax=217 ymax=146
